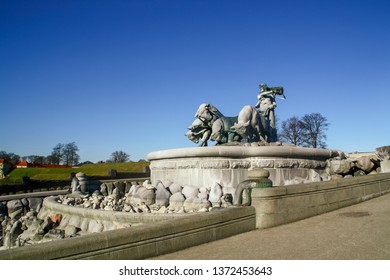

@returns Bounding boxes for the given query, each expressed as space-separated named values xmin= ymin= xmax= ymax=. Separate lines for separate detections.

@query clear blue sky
xmin=1 ymin=0 xmax=389 ymax=162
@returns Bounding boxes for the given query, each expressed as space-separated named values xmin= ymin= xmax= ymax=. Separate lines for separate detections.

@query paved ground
xmin=153 ymin=193 xmax=390 ymax=260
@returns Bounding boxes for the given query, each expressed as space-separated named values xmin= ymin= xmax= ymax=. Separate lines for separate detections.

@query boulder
xmin=113 ymin=181 xmax=126 ymax=198
xmin=134 ymin=187 xmax=155 ymax=205
xmin=184 ymin=197 xmax=211 ymax=212
xmin=168 ymin=183 xmax=182 ymax=194
xmin=155 ymin=184 xmax=171 ymax=207
xmin=168 ymin=192 xmax=186 ymax=211
xmin=182 ymin=185 xmax=199 ymax=199
xmin=327 ymin=159 xmax=352 ymax=175
xmin=125 ymin=181 xmax=132 ymax=193
xmin=355 ymin=156 xmax=375 ymax=173
xmin=197 ymin=191 xmax=209 ymax=200
xmin=64 ymin=225 xmax=78 ymax=237
xmin=209 ymin=183 xmax=223 ymax=207
xmin=43 ymin=229 xmax=65 ymax=241
xmin=106 ymin=182 xmax=114 ymax=195
xmin=128 ymin=184 xmax=143 ymax=196
xmin=27 ymin=197 xmax=43 ymax=212
xmin=157 ymin=179 xmax=173 ymax=189
xmin=6 ymin=200 xmax=24 ymax=219
xmin=100 ymin=183 xmax=108 ymax=196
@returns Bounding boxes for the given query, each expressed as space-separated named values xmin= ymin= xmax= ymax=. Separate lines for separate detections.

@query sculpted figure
xmin=231 ymin=105 xmax=267 ymax=142
xmin=185 ymin=118 xmax=211 ymax=146
xmin=186 ymin=82 xmax=285 ymax=146
xmin=255 ymin=83 xmax=285 ymax=142
xmin=188 ymin=103 xmax=240 ymax=146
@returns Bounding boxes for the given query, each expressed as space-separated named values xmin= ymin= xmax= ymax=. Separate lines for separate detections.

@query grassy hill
xmin=0 ymin=162 xmax=150 ymax=185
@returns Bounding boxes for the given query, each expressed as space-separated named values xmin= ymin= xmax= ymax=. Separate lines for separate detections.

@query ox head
xmin=185 ymin=130 xmax=200 ymax=144
xmin=185 ymin=118 xmax=208 ymax=144
xmin=195 ymin=103 xmax=213 ymax=123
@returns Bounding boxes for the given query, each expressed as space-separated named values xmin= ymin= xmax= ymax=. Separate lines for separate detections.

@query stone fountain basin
xmin=147 ymin=145 xmax=342 ymax=194
xmin=38 ymin=196 xmax=198 ymax=234
xmin=1 ymin=196 xmax=255 ymax=259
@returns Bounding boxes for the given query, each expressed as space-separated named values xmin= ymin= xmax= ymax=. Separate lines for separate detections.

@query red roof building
xmin=16 ymin=160 xmax=32 ymax=168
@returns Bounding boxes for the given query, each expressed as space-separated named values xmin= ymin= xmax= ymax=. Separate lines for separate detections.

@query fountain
xmin=148 ymin=83 xmax=342 ymax=203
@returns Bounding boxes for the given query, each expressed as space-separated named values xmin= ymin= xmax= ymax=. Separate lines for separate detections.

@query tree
xmin=0 ymin=151 xmax=20 ymax=165
xmin=45 ymin=154 xmax=58 ymax=165
xmin=278 ymin=116 xmax=306 ymax=146
xmin=109 ymin=150 xmax=130 ymax=162
xmin=300 ymin=113 xmax=329 ymax=148
xmin=50 ymin=143 xmax=64 ymax=165
xmin=62 ymin=142 xmax=80 ymax=166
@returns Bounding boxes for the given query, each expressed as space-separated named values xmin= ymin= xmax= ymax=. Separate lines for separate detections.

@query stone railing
xmin=251 ymin=172 xmax=390 ymax=228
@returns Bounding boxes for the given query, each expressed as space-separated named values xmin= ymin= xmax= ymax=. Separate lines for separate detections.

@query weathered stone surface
xmin=209 ymin=182 xmax=223 ymax=207
xmin=308 ymin=170 xmax=322 ymax=182
xmin=64 ymin=225 xmax=78 ymax=237
xmin=110 ymin=188 xmax=121 ymax=201
xmin=128 ymin=184 xmax=142 ymax=196
xmin=113 ymin=181 xmax=126 ymax=198
xmin=2 ymin=219 xmax=23 ymax=247
xmin=168 ymin=183 xmax=182 ymax=194
xmin=18 ymin=218 xmax=43 ymax=244
xmin=248 ymin=168 xmax=270 ymax=179
xmin=284 ymin=178 xmax=305 ymax=186
xmin=43 ymin=229 xmax=65 ymax=241
xmin=6 ymin=200 xmax=24 ymax=219
xmin=327 ymin=159 xmax=352 ymax=175
xmin=100 ymin=183 xmax=108 ymax=196
xmin=155 ymin=184 xmax=171 ymax=207
xmin=137 ymin=188 xmax=155 ymax=206
xmin=125 ymin=181 xmax=132 ymax=193
xmin=183 ymin=197 xmax=211 ymax=212
xmin=182 ymin=185 xmax=199 ymax=199
xmin=168 ymin=192 xmax=186 ymax=211
xmin=275 ymin=160 xmax=300 ymax=168
xmin=106 ymin=182 xmax=114 ymax=195
xmin=197 ymin=191 xmax=209 ymax=200
xmin=251 ymin=160 xmax=274 ymax=168
xmin=355 ymin=156 xmax=375 ymax=173
xmin=27 ymin=197 xmax=43 ymax=212
xmin=88 ymin=220 xmax=104 ymax=233
xmin=157 ymin=179 xmax=173 ymax=189
xmin=230 ymin=160 xmax=251 ymax=169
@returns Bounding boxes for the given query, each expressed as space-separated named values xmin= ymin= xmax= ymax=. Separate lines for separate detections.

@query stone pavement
xmin=153 ymin=193 xmax=390 ymax=260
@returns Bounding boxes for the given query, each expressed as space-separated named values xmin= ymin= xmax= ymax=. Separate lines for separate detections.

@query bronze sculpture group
xmin=186 ymin=83 xmax=285 ymax=146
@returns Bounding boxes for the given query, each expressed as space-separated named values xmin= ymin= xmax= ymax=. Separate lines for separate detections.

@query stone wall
xmin=251 ymin=172 xmax=390 ymax=228
xmin=148 ymin=145 xmax=342 ymax=203
xmin=0 ymin=206 xmax=256 ymax=260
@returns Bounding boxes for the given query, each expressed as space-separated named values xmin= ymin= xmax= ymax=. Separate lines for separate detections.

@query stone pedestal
xmin=147 ymin=145 xmax=342 ymax=204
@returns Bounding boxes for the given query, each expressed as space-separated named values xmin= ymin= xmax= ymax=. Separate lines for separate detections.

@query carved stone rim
xmin=147 ymin=146 xmax=342 ymax=161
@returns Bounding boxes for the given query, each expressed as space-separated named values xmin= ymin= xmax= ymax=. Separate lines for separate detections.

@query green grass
xmin=0 ymin=162 xmax=150 ymax=185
